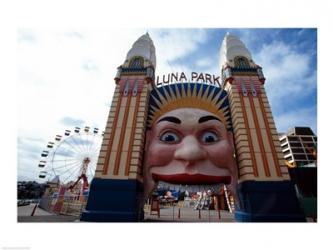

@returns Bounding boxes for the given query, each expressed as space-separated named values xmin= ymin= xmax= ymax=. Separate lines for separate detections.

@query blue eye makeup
xmin=200 ymin=131 xmax=220 ymax=144
xmin=159 ymin=131 xmax=180 ymax=143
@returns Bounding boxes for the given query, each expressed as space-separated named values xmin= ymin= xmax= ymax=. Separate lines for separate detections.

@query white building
xmin=279 ymin=127 xmax=317 ymax=167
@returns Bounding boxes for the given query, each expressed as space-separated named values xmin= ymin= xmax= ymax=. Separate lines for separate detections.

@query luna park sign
xmin=156 ymin=72 xmax=221 ymax=87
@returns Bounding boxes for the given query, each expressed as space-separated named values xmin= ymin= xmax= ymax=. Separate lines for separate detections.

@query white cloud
xmin=17 ymin=136 xmax=46 ymax=181
xmin=254 ymin=41 xmax=315 ymax=105
xmin=17 ymin=28 xmax=147 ymax=181
xmin=150 ymin=29 xmax=209 ymax=76
xmin=250 ymin=41 xmax=317 ymax=133
xmin=195 ymin=57 xmax=214 ymax=68
xmin=256 ymin=41 xmax=311 ymax=81
xmin=274 ymin=106 xmax=317 ymax=134
xmin=152 ymin=29 xmax=208 ymax=61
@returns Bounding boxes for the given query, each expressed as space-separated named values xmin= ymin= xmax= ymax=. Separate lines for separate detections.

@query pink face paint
xmin=143 ymin=108 xmax=238 ymax=199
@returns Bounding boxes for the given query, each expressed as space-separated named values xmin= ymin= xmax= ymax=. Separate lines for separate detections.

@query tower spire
xmin=81 ymin=33 xmax=156 ymax=222
xmin=220 ymin=32 xmax=253 ymax=70
xmin=220 ymin=33 xmax=265 ymax=86
xmin=222 ymin=33 xmax=304 ymax=222
xmin=125 ymin=32 xmax=156 ymax=69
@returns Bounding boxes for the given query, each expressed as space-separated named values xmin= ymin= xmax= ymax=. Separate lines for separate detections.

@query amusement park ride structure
xmin=38 ymin=126 xmax=103 ymax=199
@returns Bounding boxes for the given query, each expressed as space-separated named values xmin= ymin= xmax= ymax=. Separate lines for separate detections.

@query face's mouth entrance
xmin=152 ymin=173 xmax=231 ymax=194
xmin=152 ymin=173 xmax=231 ymax=185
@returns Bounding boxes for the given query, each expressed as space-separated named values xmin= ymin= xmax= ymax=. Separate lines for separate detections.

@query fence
xmin=38 ymin=195 xmax=87 ymax=217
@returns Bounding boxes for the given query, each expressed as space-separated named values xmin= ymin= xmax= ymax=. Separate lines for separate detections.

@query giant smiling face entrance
xmin=144 ymin=83 xmax=238 ymax=212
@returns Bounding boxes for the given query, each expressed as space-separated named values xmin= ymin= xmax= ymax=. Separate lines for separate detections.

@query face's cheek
xmin=146 ymin=140 xmax=177 ymax=169
xmin=205 ymin=140 xmax=234 ymax=168
xmin=144 ymin=131 xmax=178 ymax=199
xmin=204 ymin=135 xmax=237 ymax=180
xmin=205 ymin=139 xmax=238 ymax=197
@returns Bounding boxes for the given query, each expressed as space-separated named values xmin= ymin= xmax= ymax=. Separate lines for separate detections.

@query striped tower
xmin=221 ymin=33 xmax=305 ymax=221
xmin=81 ymin=33 xmax=155 ymax=222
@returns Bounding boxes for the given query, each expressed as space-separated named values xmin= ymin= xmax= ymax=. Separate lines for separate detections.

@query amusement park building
xmin=81 ymin=31 xmax=307 ymax=222
xmin=279 ymin=127 xmax=317 ymax=167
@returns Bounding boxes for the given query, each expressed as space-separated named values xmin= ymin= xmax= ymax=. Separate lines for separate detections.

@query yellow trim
xmin=148 ymin=83 xmax=231 ymax=129
xmin=285 ymin=161 xmax=296 ymax=168
xmin=149 ymin=96 xmax=228 ymax=127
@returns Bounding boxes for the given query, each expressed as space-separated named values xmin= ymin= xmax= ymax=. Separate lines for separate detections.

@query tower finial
xmin=219 ymin=32 xmax=253 ymax=69
xmin=125 ymin=32 xmax=156 ymax=69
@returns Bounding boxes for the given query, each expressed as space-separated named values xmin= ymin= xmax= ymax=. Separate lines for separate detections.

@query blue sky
xmin=154 ymin=28 xmax=317 ymax=134
xmin=17 ymin=28 xmax=317 ymax=182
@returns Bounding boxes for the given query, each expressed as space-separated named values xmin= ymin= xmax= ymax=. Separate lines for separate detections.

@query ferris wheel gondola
xmin=38 ymin=126 xmax=103 ymax=190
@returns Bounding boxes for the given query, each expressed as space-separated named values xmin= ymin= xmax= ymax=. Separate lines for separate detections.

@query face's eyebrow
xmin=157 ymin=116 xmax=181 ymax=124
xmin=198 ymin=115 xmax=222 ymax=124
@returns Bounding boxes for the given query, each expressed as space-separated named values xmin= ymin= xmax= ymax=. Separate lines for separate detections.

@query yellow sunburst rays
xmin=147 ymin=83 xmax=231 ymax=129
xmin=199 ymin=84 xmax=230 ymax=129
xmin=167 ymin=84 xmax=177 ymax=100
xmin=212 ymin=89 xmax=232 ymax=130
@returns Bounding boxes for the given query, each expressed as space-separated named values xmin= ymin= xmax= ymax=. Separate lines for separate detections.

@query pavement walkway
xmin=17 ymin=204 xmax=235 ymax=222
xmin=144 ymin=206 xmax=235 ymax=222
xmin=17 ymin=204 xmax=78 ymax=222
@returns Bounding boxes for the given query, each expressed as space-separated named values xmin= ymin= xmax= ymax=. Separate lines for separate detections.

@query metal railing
xmin=38 ymin=195 xmax=87 ymax=217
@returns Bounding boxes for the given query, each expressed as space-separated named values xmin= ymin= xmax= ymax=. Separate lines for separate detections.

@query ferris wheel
xmin=38 ymin=126 xmax=103 ymax=190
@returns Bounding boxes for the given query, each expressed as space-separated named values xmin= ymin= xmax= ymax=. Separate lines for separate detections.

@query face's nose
xmin=174 ymin=135 xmax=207 ymax=163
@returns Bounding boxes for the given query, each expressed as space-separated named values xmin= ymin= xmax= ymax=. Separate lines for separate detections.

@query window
xmin=235 ymin=56 xmax=250 ymax=68
xmin=288 ymin=136 xmax=300 ymax=142
xmin=301 ymin=137 xmax=313 ymax=142
xmin=292 ymin=148 xmax=305 ymax=154
xmin=289 ymin=142 xmax=302 ymax=147
xmin=294 ymin=154 xmax=307 ymax=160
xmin=304 ymin=142 xmax=315 ymax=148
xmin=129 ymin=57 xmax=144 ymax=68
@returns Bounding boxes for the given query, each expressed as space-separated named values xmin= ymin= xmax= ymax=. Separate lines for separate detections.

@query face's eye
xmin=200 ymin=131 xmax=220 ymax=144
xmin=159 ymin=131 xmax=180 ymax=143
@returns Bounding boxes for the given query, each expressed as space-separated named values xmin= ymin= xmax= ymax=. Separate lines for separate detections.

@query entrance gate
xmin=144 ymin=186 xmax=235 ymax=222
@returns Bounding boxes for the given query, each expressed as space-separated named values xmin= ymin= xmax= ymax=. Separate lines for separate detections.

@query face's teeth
xmin=157 ymin=181 xmax=225 ymax=194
